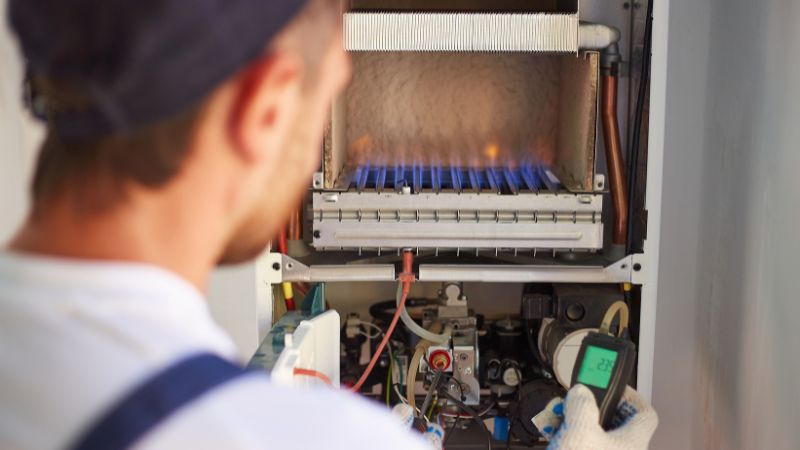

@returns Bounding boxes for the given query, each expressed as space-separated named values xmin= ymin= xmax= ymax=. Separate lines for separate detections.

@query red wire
xmin=350 ymin=251 xmax=414 ymax=393
xmin=277 ymin=229 xmax=288 ymax=254
xmin=293 ymin=368 xmax=333 ymax=386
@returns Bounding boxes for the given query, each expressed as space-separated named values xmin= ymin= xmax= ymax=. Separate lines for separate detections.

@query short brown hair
xmin=30 ymin=0 xmax=339 ymax=212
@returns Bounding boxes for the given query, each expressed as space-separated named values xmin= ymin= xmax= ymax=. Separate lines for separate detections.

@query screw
xmin=633 ymin=263 xmax=642 ymax=272
xmin=313 ymin=230 xmax=321 ymax=239
xmin=272 ymin=263 xmax=280 ymax=271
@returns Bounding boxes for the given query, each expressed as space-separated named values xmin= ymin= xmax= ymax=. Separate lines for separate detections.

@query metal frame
xmin=312 ymin=191 xmax=605 ymax=251
xmin=264 ymin=253 xmax=646 ymax=285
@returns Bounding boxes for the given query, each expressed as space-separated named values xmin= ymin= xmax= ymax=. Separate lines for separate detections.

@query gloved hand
xmin=532 ymin=385 xmax=658 ymax=450
xmin=391 ymin=404 xmax=444 ymax=450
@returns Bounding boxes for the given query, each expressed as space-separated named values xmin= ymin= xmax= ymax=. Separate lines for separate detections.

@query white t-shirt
xmin=0 ymin=251 xmax=430 ymax=450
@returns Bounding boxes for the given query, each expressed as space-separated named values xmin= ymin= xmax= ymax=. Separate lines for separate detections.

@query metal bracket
xmin=312 ymin=172 xmax=324 ymax=190
xmin=265 ymin=253 xmax=645 ymax=285
xmin=594 ymin=174 xmax=606 ymax=192
xmin=629 ymin=253 xmax=646 ymax=285
xmin=419 ymin=254 xmax=640 ymax=284
xmin=264 ymin=253 xmax=396 ymax=284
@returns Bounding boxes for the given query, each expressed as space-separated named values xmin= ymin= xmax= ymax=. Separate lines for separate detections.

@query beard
xmin=216 ymin=101 xmax=323 ymax=266
xmin=215 ymin=210 xmax=275 ymax=265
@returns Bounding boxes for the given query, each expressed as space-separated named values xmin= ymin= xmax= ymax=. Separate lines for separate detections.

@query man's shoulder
xmin=142 ymin=374 xmax=432 ymax=450
xmin=0 ymin=257 xmax=243 ymax=449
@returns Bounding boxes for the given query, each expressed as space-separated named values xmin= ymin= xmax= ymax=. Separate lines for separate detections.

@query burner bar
xmin=537 ymin=166 xmax=557 ymax=192
xmin=357 ymin=163 xmax=371 ymax=193
xmin=431 ymin=165 xmax=441 ymax=193
xmin=467 ymin=168 xmax=480 ymax=193
xmin=451 ymin=167 xmax=462 ymax=193
xmin=502 ymin=167 xmax=520 ymax=195
xmin=520 ymin=166 xmax=540 ymax=193
xmin=393 ymin=164 xmax=405 ymax=191
xmin=376 ymin=166 xmax=387 ymax=193
xmin=347 ymin=164 xmax=560 ymax=194
xmin=485 ymin=167 xmax=500 ymax=193
xmin=351 ymin=166 xmax=363 ymax=191
xmin=413 ymin=164 xmax=422 ymax=194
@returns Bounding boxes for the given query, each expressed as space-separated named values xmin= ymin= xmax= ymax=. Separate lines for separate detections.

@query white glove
xmin=532 ymin=385 xmax=658 ymax=450
xmin=391 ymin=404 xmax=443 ymax=450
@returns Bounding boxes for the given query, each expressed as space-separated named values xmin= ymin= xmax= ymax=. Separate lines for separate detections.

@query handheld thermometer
xmin=569 ymin=301 xmax=636 ymax=429
xmin=570 ymin=332 xmax=636 ymax=428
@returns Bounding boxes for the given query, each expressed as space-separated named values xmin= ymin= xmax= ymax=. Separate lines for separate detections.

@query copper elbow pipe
xmin=601 ymin=73 xmax=629 ymax=247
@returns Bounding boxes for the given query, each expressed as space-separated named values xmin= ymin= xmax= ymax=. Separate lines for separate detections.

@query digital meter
xmin=570 ymin=331 xmax=636 ymax=429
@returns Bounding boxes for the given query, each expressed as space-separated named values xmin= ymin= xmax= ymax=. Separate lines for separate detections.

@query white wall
xmin=0 ymin=0 xmax=42 ymax=243
xmin=653 ymin=0 xmax=800 ymax=448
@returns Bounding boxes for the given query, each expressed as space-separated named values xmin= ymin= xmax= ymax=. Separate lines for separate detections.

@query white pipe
xmin=395 ymin=283 xmax=452 ymax=344
xmin=579 ymin=23 xmax=621 ymax=50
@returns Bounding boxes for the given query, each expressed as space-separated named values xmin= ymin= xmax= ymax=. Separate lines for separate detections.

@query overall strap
xmin=69 ymin=353 xmax=249 ymax=450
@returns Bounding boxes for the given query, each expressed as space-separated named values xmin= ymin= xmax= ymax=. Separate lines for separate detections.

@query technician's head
xmin=9 ymin=0 xmax=349 ymax=264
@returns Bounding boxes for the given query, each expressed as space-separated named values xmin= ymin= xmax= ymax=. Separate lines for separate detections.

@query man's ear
xmin=228 ymin=52 xmax=304 ymax=164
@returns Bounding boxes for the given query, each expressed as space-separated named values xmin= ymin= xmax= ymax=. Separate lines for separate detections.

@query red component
xmin=428 ymin=350 xmax=452 ymax=371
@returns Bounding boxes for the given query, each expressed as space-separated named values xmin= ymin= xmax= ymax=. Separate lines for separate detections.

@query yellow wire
xmin=425 ymin=393 xmax=437 ymax=420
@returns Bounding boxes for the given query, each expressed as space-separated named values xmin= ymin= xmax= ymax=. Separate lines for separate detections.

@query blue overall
xmin=68 ymin=354 xmax=248 ymax=450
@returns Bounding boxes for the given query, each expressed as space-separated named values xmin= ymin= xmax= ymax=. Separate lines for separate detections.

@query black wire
xmin=420 ymin=370 xmax=444 ymax=419
xmin=437 ymin=372 xmax=464 ymax=399
xmin=439 ymin=388 xmax=493 ymax=450
xmin=523 ymin=320 xmax=550 ymax=377
xmin=504 ymin=364 xmax=525 ymax=450
xmin=626 ymin=0 xmax=654 ymax=254
xmin=443 ymin=417 xmax=461 ymax=448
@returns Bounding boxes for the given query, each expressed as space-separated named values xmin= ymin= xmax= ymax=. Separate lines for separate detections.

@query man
xmin=0 ymin=0 xmax=656 ymax=449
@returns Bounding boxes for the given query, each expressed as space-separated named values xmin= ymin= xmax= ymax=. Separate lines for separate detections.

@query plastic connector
xmin=522 ymin=293 xmax=554 ymax=320
xmin=398 ymin=250 xmax=416 ymax=287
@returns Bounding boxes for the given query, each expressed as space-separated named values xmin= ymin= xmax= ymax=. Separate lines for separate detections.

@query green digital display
xmin=577 ymin=345 xmax=619 ymax=389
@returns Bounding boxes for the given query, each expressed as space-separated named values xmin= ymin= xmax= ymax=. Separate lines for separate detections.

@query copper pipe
xmin=287 ymin=202 xmax=303 ymax=240
xmin=286 ymin=198 xmax=310 ymax=296
xmin=601 ymin=72 xmax=629 ymax=247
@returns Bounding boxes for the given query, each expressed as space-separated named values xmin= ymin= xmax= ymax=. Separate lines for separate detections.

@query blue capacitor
xmin=493 ymin=416 xmax=510 ymax=442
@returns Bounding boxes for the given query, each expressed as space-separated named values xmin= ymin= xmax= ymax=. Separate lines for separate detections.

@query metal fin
xmin=344 ymin=12 xmax=579 ymax=53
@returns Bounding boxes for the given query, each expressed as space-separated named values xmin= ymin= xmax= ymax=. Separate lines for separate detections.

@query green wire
xmin=425 ymin=393 xmax=437 ymax=420
xmin=386 ymin=357 xmax=393 ymax=406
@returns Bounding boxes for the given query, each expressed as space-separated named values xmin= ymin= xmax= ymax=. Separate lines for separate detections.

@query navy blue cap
xmin=9 ymin=0 xmax=308 ymax=139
